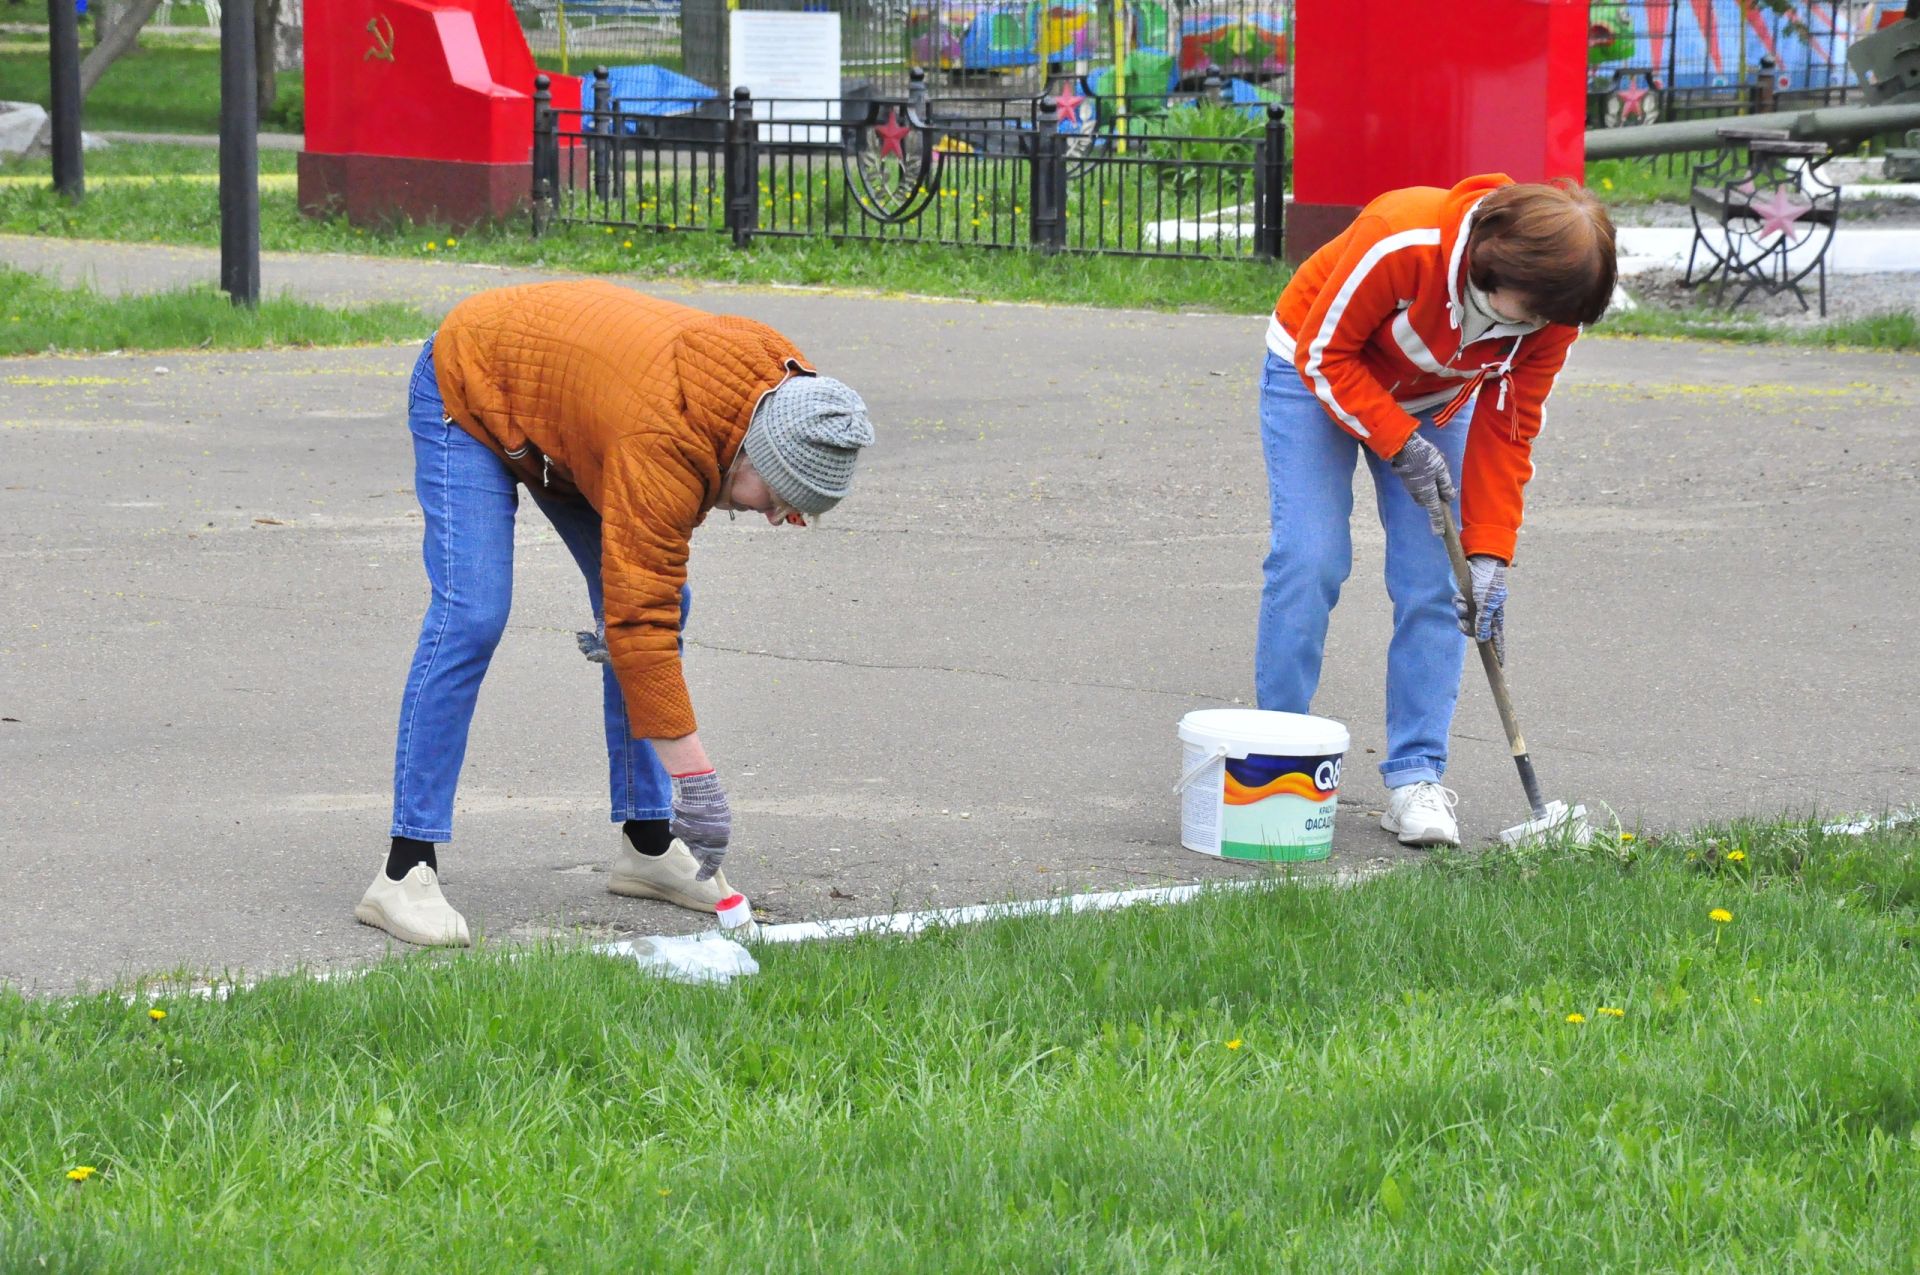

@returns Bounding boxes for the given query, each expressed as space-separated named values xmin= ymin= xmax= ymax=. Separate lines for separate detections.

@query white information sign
xmin=728 ymin=11 xmax=842 ymax=144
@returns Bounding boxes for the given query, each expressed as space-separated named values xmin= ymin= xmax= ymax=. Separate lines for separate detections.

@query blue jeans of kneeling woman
xmin=391 ymin=338 xmax=689 ymax=842
xmin=1255 ymin=350 xmax=1470 ymax=789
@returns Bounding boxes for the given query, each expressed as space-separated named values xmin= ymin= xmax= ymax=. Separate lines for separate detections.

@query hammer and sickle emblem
xmin=364 ymin=14 xmax=396 ymax=61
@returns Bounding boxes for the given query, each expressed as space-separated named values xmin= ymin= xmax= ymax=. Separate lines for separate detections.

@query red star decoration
xmin=1615 ymin=82 xmax=1649 ymax=120
xmin=874 ymin=108 xmax=911 ymax=161
xmin=1054 ymin=83 xmax=1086 ymax=129
xmin=1750 ymin=185 xmax=1810 ymax=241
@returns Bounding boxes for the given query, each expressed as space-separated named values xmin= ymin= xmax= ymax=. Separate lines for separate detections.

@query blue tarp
xmin=604 ymin=64 xmax=717 ymax=119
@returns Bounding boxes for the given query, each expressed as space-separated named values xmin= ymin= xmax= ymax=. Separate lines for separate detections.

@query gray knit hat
xmin=742 ymin=374 xmax=875 ymax=516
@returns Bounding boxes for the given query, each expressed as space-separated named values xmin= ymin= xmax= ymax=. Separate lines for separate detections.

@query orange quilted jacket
xmin=433 ymin=281 xmax=812 ymax=738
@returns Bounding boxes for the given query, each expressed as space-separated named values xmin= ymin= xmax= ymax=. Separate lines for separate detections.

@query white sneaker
xmin=608 ymin=836 xmax=733 ymax=912
xmin=354 ymin=864 xmax=472 ymax=948
xmin=1381 ymin=782 xmax=1460 ymax=847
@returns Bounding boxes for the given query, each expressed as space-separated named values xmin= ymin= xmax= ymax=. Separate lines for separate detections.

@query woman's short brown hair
xmin=1466 ymin=181 xmax=1618 ymax=328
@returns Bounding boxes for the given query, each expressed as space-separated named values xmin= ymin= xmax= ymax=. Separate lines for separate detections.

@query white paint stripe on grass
xmin=592 ymin=865 xmax=1391 ymax=983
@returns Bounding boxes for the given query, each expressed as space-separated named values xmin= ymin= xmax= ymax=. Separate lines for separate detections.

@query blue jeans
xmin=391 ymin=339 xmax=688 ymax=842
xmin=1255 ymin=350 xmax=1469 ymax=789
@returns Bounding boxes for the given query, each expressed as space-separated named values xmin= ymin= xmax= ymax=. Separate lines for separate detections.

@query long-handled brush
xmin=1437 ymin=505 xmax=1590 ymax=846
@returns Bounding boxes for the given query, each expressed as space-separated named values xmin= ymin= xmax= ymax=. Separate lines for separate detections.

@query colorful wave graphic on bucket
xmin=1221 ymin=753 xmax=1340 ymax=862
xmin=1224 ymin=771 xmax=1333 ymax=805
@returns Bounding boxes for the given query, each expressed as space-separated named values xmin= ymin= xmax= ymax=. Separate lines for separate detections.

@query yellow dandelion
xmin=147 ymin=1008 xmax=166 ymax=1021
xmin=1602 ymin=176 xmax=1615 ymax=190
xmin=1598 ymin=1007 xmax=1625 ymax=1018
xmin=66 ymin=1166 xmax=97 ymax=1182
xmin=1727 ymin=850 xmax=1747 ymax=862
xmin=1752 ymin=995 xmax=1763 ymax=1004
xmin=1225 ymin=1038 xmax=1243 ymax=1051
xmin=1709 ymin=908 xmax=1733 ymax=924
xmin=424 ymin=242 xmax=438 ymax=252
xmin=622 ymin=239 xmax=634 ymax=248
xmin=1620 ymin=832 xmax=1636 ymax=842
xmin=604 ymin=226 xmax=615 ymax=235
xmin=445 ymin=237 xmax=459 ymax=248
xmin=1565 ymin=1012 xmax=1586 ymax=1024
xmin=657 ymin=1187 xmax=671 ymax=1196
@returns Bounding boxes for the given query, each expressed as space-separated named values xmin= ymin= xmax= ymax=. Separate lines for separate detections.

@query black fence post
xmin=1255 ymin=103 xmax=1287 ymax=262
xmin=591 ymin=65 xmax=612 ymax=205
xmin=532 ymin=74 xmax=555 ymax=237
xmin=219 ymin=0 xmax=259 ymax=307
xmin=47 ymin=0 xmax=83 ymax=202
xmin=1754 ymin=54 xmax=1777 ymax=114
xmin=1029 ymin=95 xmax=1066 ymax=253
xmin=907 ymin=64 xmax=927 ymax=119
xmin=724 ymin=87 xmax=758 ymax=249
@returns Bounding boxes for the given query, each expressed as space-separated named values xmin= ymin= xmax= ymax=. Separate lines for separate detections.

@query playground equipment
xmin=905 ymin=0 xmax=1286 ymax=83
xmin=298 ymin=0 xmax=581 ymax=228
xmin=1287 ymin=0 xmax=1587 ymax=262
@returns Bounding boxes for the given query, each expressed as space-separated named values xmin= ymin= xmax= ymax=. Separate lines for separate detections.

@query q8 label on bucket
xmin=1222 ymin=752 xmax=1341 ymax=861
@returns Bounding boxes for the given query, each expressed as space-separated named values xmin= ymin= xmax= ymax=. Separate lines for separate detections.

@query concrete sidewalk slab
xmin=2 ymin=266 xmax=1917 ymax=994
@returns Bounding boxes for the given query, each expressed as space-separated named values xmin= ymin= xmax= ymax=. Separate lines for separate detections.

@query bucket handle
xmin=1173 ymin=745 xmax=1230 ymax=796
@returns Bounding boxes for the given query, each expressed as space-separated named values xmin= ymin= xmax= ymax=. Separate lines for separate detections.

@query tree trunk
xmin=253 ymin=0 xmax=283 ymax=118
xmin=79 ymin=0 xmax=164 ymax=96
xmin=30 ymin=0 xmax=164 ymax=150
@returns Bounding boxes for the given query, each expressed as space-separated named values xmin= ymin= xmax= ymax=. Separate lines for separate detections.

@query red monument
xmin=298 ymin=0 xmax=579 ymax=228
xmin=1287 ymin=0 xmax=1589 ymax=262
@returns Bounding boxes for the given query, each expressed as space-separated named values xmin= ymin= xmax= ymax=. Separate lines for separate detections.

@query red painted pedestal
xmin=298 ymin=0 xmax=578 ymax=230
xmin=1287 ymin=0 xmax=1588 ymax=263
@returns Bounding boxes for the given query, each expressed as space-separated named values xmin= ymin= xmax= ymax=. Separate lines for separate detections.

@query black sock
xmin=623 ymin=819 xmax=672 ymax=857
xmin=386 ymin=836 xmax=436 ymax=881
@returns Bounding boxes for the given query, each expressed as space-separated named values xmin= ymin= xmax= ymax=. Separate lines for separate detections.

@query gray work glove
xmin=576 ymin=619 xmax=609 ymax=664
xmin=1389 ymin=433 xmax=1457 ymax=537
xmin=1454 ymin=554 xmax=1509 ymax=666
xmin=670 ymin=770 xmax=732 ymax=881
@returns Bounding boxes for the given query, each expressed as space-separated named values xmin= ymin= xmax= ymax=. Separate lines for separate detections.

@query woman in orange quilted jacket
xmin=355 ymin=281 xmax=875 ymax=947
xmin=1258 ymin=176 xmax=1615 ymax=848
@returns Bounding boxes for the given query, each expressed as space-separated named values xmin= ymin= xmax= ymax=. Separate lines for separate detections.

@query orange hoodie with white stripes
xmin=1271 ymin=173 xmax=1578 ymax=562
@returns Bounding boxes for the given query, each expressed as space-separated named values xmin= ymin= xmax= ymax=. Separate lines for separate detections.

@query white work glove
xmin=1454 ymin=555 xmax=1509 ymax=665
xmin=1389 ymin=434 xmax=1457 ymax=537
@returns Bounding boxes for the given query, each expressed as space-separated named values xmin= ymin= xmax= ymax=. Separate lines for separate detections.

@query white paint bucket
xmin=1175 ymin=709 xmax=1349 ymax=862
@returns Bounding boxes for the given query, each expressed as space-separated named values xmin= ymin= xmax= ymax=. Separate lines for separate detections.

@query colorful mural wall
xmin=1588 ymin=0 xmax=1886 ymax=91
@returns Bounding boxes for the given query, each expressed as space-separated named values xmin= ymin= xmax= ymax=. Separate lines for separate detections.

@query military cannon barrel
xmin=1586 ymin=101 xmax=1920 ymax=160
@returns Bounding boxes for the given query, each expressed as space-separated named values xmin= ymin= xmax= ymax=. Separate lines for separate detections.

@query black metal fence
xmin=531 ymin=67 xmax=1287 ymax=259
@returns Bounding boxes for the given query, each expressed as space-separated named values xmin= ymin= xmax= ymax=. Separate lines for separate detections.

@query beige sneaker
xmin=608 ymin=836 xmax=733 ymax=912
xmin=354 ymin=864 xmax=472 ymax=947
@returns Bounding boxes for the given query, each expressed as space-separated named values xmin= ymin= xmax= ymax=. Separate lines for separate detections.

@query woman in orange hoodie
xmin=356 ymin=281 xmax=874 ymax=947
xmin=1258 ymin=176 xmax=1615 ymax=847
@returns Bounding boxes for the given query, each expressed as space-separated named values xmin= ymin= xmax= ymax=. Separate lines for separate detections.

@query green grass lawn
xmin=4 ymin=817 xmax=1920 ymax=1270
xmin=0 ymin=144 xmax=1287 ymax=312
xmin=0 ymin=266 xmax=428 ymax=354
xmin=1 ymin=143 xmax=1914 ymax=343
xmin=0 ymin=34 xmax=301 ymax=134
